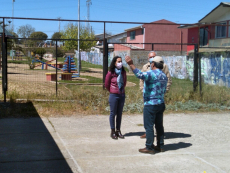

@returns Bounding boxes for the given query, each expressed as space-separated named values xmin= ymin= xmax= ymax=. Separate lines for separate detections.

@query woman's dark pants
xmin=109 ymin=93 xmax=125 ymax=130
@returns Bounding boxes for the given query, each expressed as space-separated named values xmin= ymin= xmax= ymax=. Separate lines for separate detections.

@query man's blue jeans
xmin=109 ymin=93 xmax=125 ymax=130
xmin=143 ymin=103 xmax=165 ymax=150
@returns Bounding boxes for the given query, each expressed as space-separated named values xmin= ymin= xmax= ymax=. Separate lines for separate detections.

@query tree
xmin=51 ymin=32 xmax=63 ymax=40
xmin=51 ymin=32 xmax=63 ymax=46
xmin=61 ymin=23 xmax=96 ymax=51
xmin=53 ymin=48 xmax=64 ymax=57
xmin=30 ymin=31 xmax=48 ymax=40
xmin=34 ymin=48 xmax=46 ymax=60
xmin=30 ymin=31 xmax=48 ymax=47
xmin=17 ymin=24 xmax=35 ymax=38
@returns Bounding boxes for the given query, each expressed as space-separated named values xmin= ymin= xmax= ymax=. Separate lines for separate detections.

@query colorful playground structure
xmin=62 ymin=56 xmax=79 ymax=78
xmin=31 ymin=55 xmax=79 ymax=81
xmin=32 ymin=58 xmax=62 ymax=70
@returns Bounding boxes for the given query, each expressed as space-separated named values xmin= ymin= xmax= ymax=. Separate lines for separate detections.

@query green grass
xmin=57 ymin=57 xmax=65 ymax=62
xmin=59 ymin=75 xmax=102 ymax=84
xmin=126 ymin=75 xmax=140 ymax=84
xmin=2 ymin=61 xmax=230 ymax=116
xmin=81 ymin=61 xmax=103 ymax=69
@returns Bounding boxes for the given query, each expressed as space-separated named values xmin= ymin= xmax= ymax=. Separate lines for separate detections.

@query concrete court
xmin=0 ymin=112 xmax=230 ymax=173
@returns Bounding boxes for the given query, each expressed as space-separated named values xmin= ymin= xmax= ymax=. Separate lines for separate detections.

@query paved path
xmin=0 ymin=112 xmax=230 ymax=173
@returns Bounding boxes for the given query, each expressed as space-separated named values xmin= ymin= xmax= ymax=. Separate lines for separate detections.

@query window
xmin=142 ymin=28 xmax=144 ymax=34
xmin=215 ymin=22 xmax=226 ymax=38
xmin=199 ymin=27 xmax=208 ymax=46
xmin=228 ymin=21 xmax=230 ymax=37
xmin=130 ymin=31 xmax=135 ymax=40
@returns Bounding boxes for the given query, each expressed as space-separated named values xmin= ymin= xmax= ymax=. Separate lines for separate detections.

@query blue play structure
xmin=31 ymin=58 xmax=61 ymax=70
xmin=62 ymin=56 xmax=79 ymax=78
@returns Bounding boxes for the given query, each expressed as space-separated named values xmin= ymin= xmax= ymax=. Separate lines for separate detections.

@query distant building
xmin=180 ymin=2 xmax=230 ymax=52
xmin=114 ymin=19 xmax=188 ymax=55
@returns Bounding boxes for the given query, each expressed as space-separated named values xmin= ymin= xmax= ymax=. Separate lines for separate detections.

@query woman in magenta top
xmin=105 ymin=56 xmax=127 ymax=140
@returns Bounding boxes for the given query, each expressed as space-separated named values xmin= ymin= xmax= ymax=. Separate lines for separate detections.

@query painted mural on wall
xmin=80 ymin=52 xmax=103 ymax=65
xmin=162 ymin=56 xmax=191 ymax=80
xmin=76 ymin=50 xmax=230 ymax=88
xmin=201 ymin=53 xmax=230 ymax=88
xmin=162 ymin=54 xmax=230 ymax=88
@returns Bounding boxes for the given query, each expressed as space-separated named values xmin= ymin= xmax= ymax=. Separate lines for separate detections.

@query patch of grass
xmin=57 ymin=57 xmax=65 ymax=62
xmin=126 ymin=75 xmax=140 ymax=85
xmin=59 ymin=75 xmax=102 ymax=84
xmin=2 ymin=65 xmax=230 ymax=116
xmin=81 ymin=61 xmax=103 ymax=69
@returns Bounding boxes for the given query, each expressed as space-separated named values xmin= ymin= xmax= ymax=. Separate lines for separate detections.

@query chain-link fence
xmin=1 ymin=16 xmax=230 ymax=112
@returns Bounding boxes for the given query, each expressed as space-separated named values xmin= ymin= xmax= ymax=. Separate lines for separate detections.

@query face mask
xmin=116 ymin=62 xmax=123 ymax=69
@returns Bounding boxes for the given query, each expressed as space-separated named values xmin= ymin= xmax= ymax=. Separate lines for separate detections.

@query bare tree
xmin=17 ymin=24 xmax=35 ymax=38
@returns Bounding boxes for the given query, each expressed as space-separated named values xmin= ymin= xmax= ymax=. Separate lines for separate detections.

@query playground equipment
xmin=31 ymin=58 xmax=61 ymax=70
xmin=62 ymin=55 xmax=79 ymax=79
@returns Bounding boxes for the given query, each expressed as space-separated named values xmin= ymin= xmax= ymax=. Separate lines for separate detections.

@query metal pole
xmin=180 ymin=31 xmax=182 ymax=55
xmin=103 ymin=22 xmax=108 ymax=89
xmin=199 ymin=53 xmax=202 ymax=96
xmin=193 ymin=44 xmax=198 ymax=92
xmin=2 ymin=18 xmax=7 ymax=102
xmin=12 ymin=0 xmax=14 ymax=32
xmin=56 ymin=40 xmax=58 ymax=97
xmin=78 ymin=0 xmax=80 ymax=74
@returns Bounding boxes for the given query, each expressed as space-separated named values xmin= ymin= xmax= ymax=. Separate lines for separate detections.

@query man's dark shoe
xmin=140 ymin=133 xmax=146 ymax=139
xmin=139 ymin=147 xmax=155 ymax=154
xmin=154 ymin=146 xmax=165 ymax=152
xmin=116 ymin=130 xmax=125 ymax=139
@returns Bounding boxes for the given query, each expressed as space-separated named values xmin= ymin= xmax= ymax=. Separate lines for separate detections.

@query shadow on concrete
xmin=124 ymin=131 xmax=191 ymax=139
xmin=124 ymin=131 xmax=145 ymax=137
xmin=0 ymin=102 xmax=73 ymax=173
xmin=164 ymin=132 xmax=191 ymax=139
xmin=163 ymin=142 xmax=192 ymax=151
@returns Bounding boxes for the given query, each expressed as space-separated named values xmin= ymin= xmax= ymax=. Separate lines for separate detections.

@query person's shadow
xmin=124 ymin=131 xmax=191 ymax=139
xmin=124 ymin=131 xmax=192 ymax=151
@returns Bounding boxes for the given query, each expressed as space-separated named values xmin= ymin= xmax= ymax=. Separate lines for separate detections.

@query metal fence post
xmin=56 ymin=40 xmax=58 ymax=97
xmin=2 ymin=18 xmax=8 ymax=102
xmin=199 ymin=53 xmax=202 ymax=96
xmin=193 ymin=44 xmax=198 ymax=92
xmin=103 ymin=38 xmax=108 ymax=90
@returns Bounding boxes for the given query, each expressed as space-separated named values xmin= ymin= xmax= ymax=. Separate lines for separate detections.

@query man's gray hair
xmin=148 ymin=51 xmax=157 ymax=55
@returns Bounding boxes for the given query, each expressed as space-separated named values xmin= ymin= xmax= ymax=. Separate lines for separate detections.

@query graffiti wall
xmin=76 ymin=50 xmax=230 ymax=88
xmin=80 ymin=52 xmax=103 ymax=65
xmin=162 ymin=54 xmax=230 ymax=88
xmin=162 ymin=56 xmax=192 ymax=80
xmin=200 ymin=54 xmax=230 ymax=88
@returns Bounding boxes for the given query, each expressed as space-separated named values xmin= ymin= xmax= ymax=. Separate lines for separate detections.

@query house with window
xmin=181 ymin=2 xmax=230 ymax=52
xmin=107 ymin=31 xmax=127 ymax=44
xmin=114 ymin=19 xmax=188 ymax=55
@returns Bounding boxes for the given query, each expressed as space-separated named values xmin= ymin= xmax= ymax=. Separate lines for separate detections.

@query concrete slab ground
xmin=0 ymin=112 xmax=230 ymax=173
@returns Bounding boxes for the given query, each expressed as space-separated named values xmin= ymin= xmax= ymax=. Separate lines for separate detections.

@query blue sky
xmin=0 ymin=0 xmax=223 ymax=38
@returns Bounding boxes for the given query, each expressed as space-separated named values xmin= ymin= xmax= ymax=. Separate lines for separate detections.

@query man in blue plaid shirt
xmin=125 ymin=55 xmax=168 ymax=154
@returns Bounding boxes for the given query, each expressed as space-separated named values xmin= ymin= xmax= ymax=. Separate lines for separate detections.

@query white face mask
xmin=116 ymin=62 xmax=123 ymax=69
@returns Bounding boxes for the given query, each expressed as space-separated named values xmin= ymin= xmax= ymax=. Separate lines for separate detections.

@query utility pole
xmin=12 ymin=0 xmax=15 ymax=32
xmin=86 ymin=0 xmax=92 ymax=32
xmin=57 ymin=17 xmax=61 ymax=32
